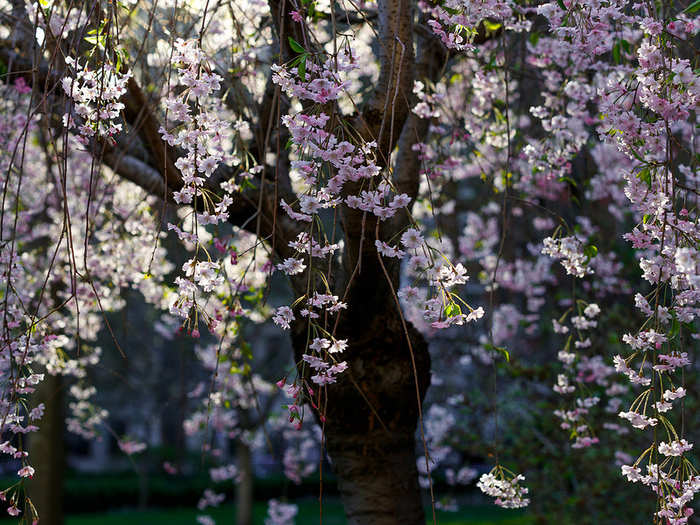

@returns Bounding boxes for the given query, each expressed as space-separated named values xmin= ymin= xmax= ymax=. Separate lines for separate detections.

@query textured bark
xmin=354 ymin=0 xmax=415 ymax=157
xmin=329 ymin=434 xmax=424 ymax=525
xmin=292 ymin=304 xmax=430 ymax=525
xmin=27 ymin=374 xmax=65 ymax=525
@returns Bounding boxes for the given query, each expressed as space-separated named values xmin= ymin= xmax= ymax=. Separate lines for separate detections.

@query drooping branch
xmin=267 ymin=0 xmax=308 ymax=63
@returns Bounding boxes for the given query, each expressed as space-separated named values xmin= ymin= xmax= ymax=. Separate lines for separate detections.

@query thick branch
xmin=1 ymin=36 xmax=307 ymax=275
xmin=102 ymin=151 xmax=168 ymax=196
xmin=123 ymin=78 xmax=182 ymax=191
xmin=388 ymin=16 xmax=449 ymax=237
xmin=353 ymin=0 xmax=415 ymax=161
xmin=338 ymin=0 xmax=417 ymax=292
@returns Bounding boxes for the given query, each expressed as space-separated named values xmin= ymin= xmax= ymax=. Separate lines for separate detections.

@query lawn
xmin=1 ymin=501 xmax=531 ymax=525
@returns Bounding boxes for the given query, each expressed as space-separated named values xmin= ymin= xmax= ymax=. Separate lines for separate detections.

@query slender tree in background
xmin=27 ymin=374 xmax=64 ymax=525
xmin=0 ymin=1 xmax=698 ymax=524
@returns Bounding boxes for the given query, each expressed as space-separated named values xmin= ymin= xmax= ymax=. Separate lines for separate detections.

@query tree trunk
xmin=235 ymin=439 xmax=253 ymax=525
xmin=293 ymin=303 xmax=430 ymax=525
xmin=28 ymin=373 xmax=65 ymax=525
xmin=327 ymin=431 xmax=425 ymax=525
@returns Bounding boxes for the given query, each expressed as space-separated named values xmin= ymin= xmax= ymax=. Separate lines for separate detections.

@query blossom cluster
xmin=541 ymin=235 xmax=593 ymax=279
xmin=477 ymin=467 xmax=529 ymax=509
xmin=423 ymin=0 xmax=517 ymax=51
xmin=400 ymin=0 xmax=700 ymax=518
xmin=159 ymin=39 xmax=236 ymax=332
xmin=62 ymin=57 xmax=131 ymax=144
xmin=550 ymin=302 xmax=611 ymax=450
xmin=160 ymin=39 xmax=228 ymax=207
xmin=265 ymin=499 xmax=298 ymax=525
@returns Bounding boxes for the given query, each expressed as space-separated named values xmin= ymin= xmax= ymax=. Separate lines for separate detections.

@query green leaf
xmin=498 ymin=347 xmax=510 ymax=362
xmin=288 ymin=37 xmax=305 ymax=54
xmin=612 ymin=41 xmax=621 ymax=64
xmin=636 ymin=167 xmax=652 ymax=187
xmin=684 ymin=0 xmax=700 ymax=14
xmin=445 ymin=302 xmax=462 ymax=318
xmin=241 ymin=341 xmax=253 ymax=360
xmin=483 ymin=20 xmax=502 ymax=32
xmin=629 ymin=148 xmax=645 ymax=163
xmin=556 ymin=0 xmax=567 ymax=10
xmin=583 ymin=245 xmax=598 ymax=259
xmin=493 ymin=106 xmax=505 ymax=123
xmin=298 ymin=55 xmax=306 ymax=82
xmin=669 ymin=318 xmax=681 ymax=339
xmin=484 ymin=343 xmax=510 ymax=363
xmin=558 ymin=176 xmax=577 ymax=187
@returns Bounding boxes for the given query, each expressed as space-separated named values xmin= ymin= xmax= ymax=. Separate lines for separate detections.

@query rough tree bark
xmin=292 ymin=305 xmax=431 ymax=525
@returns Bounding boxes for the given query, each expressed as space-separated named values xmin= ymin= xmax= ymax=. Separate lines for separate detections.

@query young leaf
xmin=483 ymin=20 xmax=502 ymax=32
xmin=445 ymin=302 xmax=462 ymax=318
xmin=612 ymin=41 xmax=621 ymax=64
xmin=298 ymin=55 xmax=306 ymax=82
xmin=583 ymin=245 xmax=598 ymax=259
xmin=684 ymin=0 xmax=700 ymax=14
xmin=288 ymin=37 xmax=305 ymax=54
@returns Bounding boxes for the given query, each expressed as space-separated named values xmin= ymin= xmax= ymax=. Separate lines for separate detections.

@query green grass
xmin=2 ymin=501 xmax=531 ymax=525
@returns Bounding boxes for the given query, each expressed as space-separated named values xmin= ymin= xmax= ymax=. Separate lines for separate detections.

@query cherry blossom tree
xmin=0 ymin=0 xmax=698 ymax=524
